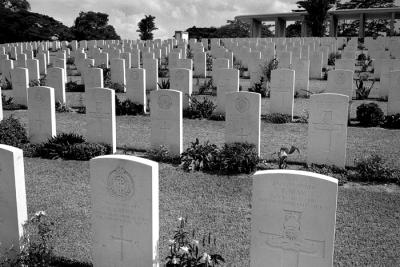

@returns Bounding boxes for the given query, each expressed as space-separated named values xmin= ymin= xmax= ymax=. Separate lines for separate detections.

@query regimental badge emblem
xmin=106 ymin=166 xmax=135 ymax=201
xmin=235 ymin=95 xmax=250 ymax=113
xmin=158 ymin=94 xmax=173 ymax=110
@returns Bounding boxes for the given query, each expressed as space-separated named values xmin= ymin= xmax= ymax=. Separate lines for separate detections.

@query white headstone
xmin=225 ymin=92 xmax=261 ymax=155
xmin=110 ymin=58 xmax=126 ymax=92
xmin=214 ymin=68 xmax=239 ymax=114
xmin=86 ymin=88 xmax=116 ymax=153
xmin=26 ymin=59 xmax=40 ymax=82
xmin=327 ymin=70 xmax=354 ymax=98
xmin=307 ymin=93 xmax=349 ymax=168
xmin=193 ymin=52 xmax=206 ymax=78
xmin=270 ymin=69 xmax=295 ymax=118
xmin=150 ymin=89 xmax=182 ymax=156
xmin=90 ymin=155 xmax=159 ymax=267
xmin=85 ymin=68 xmax=104 ymax=89
xmin=11 ymin=67 xmax=29 ymax=106
xmin=126 ymin=68 xmax=146 ymax=113
xmin=0 ymin=144 xmax=28 ymax=258
xmin=388 ymin=70 xmax=400 ymax=115
xmin=250 ymin=170 xmax=338 ymax=267
xmin=47 ymin=67 xmax=66 ymax=104
xmin=309 ymin=51 xmax=323 ymax=79
xmin=169 ymin=68 xmax=192 ymax=109
xmin=27 ymin=86 xmax=56 ymax=143
xmin=292 ymin=59 xmax=310 ymax=97
xmin=143 ymin=58 xmax=158 ymax=91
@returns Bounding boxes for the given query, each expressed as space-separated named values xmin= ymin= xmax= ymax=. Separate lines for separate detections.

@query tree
xmin=286 ymin=21 xmax=302 ymax=37
xmin=296 ymin=0 xmax=338 ymax=36
xmin=137 ymin=15 xmax=158 ymax=40
xmin=72 ymin=11 xmax=120 ymax=41
xmin=0 ymin=0 xmax=30 ymax=11
xmin=337 ymin=0 xmax=397 ymax=37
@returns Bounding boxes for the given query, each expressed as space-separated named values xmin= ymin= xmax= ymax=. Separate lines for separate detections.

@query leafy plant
xmin=328 ymin=52 xmax=340 ymax=66
xmin=248 ymin=76 xmax=269 ymax=97
xmin=115 ymin=97 xmax=144 ymax=116
xmin=0 ymin=116 xmax=28 ymax=148
xmin=1 ymin=94 xmax=26 ymax=110
xmin=382 ymin=114 xmax=400 ymax=129
xmin=183 ymin=96 xmax=216 ymax=119
xmin=181 ymin=138 xmax=219 ymax=172
xmin=29 ymin=76 xmax=46 ymax=87
xmin=353 ymin=154 xmax=394 ymax=183
xmin=263 ymin=113 xmax=292 ymax=124
xmin=206 ymin=54 xmax=213 ymax=71
xmin=359 ymin=57 xmax=373 ymax=72
xmin=218 ymin=142 xmax=259 ymax=174
xmin=0 ymin=76 xmax=12 ymax=90
xmin=34 ymin=133 xmax=111 ymax=160
xmin=55 ymin=101 xmax=72 ymax=113
xmin=208 ymin=113 xmax=225 ymax=121
xmin=66 ymin=57 xmax=75 ymax=65
xmin=356 ymin=103 xmax=384 ymax=127
xmin=165 ymin=217 xmax=225 ymax=267
xmin=159 ymin=68 xmax=169 ymax=78
xmin=65 ymin=80 xmax=85 ymax=92
xmin=146 ymin=145 xmax=181 ymax=164
xmin=355 ymin=78 xmax=374 ymax=100
xmin=261 ymin=58 xmax=279 ymax=84
xmin=158 ymin=79 xmax=171 ymax=89
xmin=0 ymin=211 xmax=55 ymax=266
xmin=197 ymin=78 xmax=216 ymax=95
xmin=272 ymin=146 xmax=300 ymax=169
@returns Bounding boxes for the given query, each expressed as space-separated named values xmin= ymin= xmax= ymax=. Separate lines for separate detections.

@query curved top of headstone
xmin=0 ymin=144 xmax=23 ymax=155
xmin=253 ymin=169 xmax=338 ymax=184
xmin=90 ymin=154 xmax=158 ymax=169
xmin=310 ymin=92 xmax=349 ymax=102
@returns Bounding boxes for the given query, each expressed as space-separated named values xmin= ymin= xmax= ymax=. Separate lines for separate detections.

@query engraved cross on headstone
xmin=313 ymin=110 xmax=344 ymax=154
xmin=111 ymin=225 xmax=133 ymax=261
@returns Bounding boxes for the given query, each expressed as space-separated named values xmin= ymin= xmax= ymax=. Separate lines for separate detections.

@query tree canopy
xmin=72 ymin=11 xmax=120 ymax=41
xmin=0 ymin=0 xmax=30 ymax=11
xmin=137 ymin=15 xmax=158 ymax=40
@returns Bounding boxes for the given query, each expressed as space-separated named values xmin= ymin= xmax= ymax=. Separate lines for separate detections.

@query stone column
xmin=329 ymin=15 xmax=338 ymax=37
xmin=251 ymin=19 xmax=262 ymax=38
xmin=390 ymin=12 xmax=396 ymax=36
xmin=301 ymin=18 xmax=311 ymax=37
xmin=275 ymin=17 xmax=286 ymax=37
xmin=359 ymin=13 xmax=365 ymax=38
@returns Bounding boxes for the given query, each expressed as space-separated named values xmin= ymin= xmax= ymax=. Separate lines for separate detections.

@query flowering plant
xmin=165 ymin=217 xmax=225 ymax=267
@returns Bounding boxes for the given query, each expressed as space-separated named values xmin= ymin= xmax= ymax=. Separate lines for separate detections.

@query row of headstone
xmin=0 ymin=144 xmax=338 ymax=267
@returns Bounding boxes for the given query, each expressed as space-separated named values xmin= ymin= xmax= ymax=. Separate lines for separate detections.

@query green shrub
xmin=356 ymin=103 xmax=384 ymax=127
xmin=183 ymin=96 xmax=216 ymax=119
xmin=0 ymin=116 xmax=28 ymax=148
xmin=328 ymin=52 xmax=340 ymax=66
xmin=197 ymin=78 xmax=216 ymax=95
xmin=55 ymin=101 xmax=72 ymax=113
xmin=108 ymin=82 xmax=125 ymax=93
xmin=115 ymin=97 xmax=144 ymax=116
xmin=261 ymin=58 xmax=279 ymax=83
xmin=65 ymin=81 xmax=85 ymax=92
xmin=101 ymin=65 xmax=125 ymax=92
xmin=353 ymin=154 xmax=394 ymax=183
xmin=218 ymin=142 xmax=259 ymax=174
xmin=208 ymin=113 xmax=225 ymax=121
xmin=29 ymin=76 xmax=46 ymax=87
xmin=355 ymin=78 xmax=374 ymax=100
xmin=158 ymin=68 xmax=168 ymax=78
xmin=357 ymin=53 xmax=367 ymax=61
xmin=146 ymin=145 xmax=180 ymax=164
xmin=248 ymin=76 xmax=269 ymax=97
xmin=157 ymin=79 xmax=170 ymax=89
xmin=2 ymin=94 xmax=27 ymax=110
xmin=35 ymin=133 xmax=111 ymax=160
xmin=263 ymin=113 xmax=292 ymax=124
xmin=382 ymin=114 xmax=400 ymax=129
xmin=181 ymin=138 xmax=220 ymax=172
xmin=66 ymin=57 xmax=75 ymax=65
xmin=0 ymin=77 xmax=12 ymax=90
xmin=206 ymin=54 xmax=213 ymax=71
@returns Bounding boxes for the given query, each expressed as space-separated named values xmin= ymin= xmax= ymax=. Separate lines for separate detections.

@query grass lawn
xmin=2 ymin=78 xmax=400 ymax=266
xmin=24 ymin=158 xmax=400 ymax=266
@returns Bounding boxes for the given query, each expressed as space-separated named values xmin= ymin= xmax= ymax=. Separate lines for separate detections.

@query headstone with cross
xmin=270 ymin=69 xmax=295 ymax=118
xmin=27 ymin=86 xmax=56 ymax=144
xmin=90 ymin=155 xmax=159 ymax=267
xmin=86 ymin=88 xmax=116 ymax=153
xmin=225 ymin=92 xmax=261 ymax=156
xmin=250 ymin=170 xmax=338 ymax=267
xmin=0 ymin=144 xmax=28 ymax=259
xmin=150 ymin=90 xmax=182 ymax=157
xmin=307 ymin=93 xmax=349 ymax=168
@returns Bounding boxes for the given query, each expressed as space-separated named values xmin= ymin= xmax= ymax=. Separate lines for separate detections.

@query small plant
xmin=55 ymin=101 xmax=72 ymax=113
xmin=1 ymin=94 xmax=26 ymax=110
xmin=356 ymin=103 xmax=384 ymax=127
xmin=248 ymin=76 xmax=269 ymax=98
xmin=0 ymin=116 xmax=28 ymax=148
xmin=218 ymin=142 xmax=259 ymax=174
xmin=165 ymin=217 xmax=225 ymax=267
xmin=34 ymin=133 xmax=111 ymax=160
xmin=355 ymin=78 xmax=374 ymax=100
xmin=65 ymin=80 xmax=85 ymax=92
xmin=159 ymin=68 xmax=169 ymax=78
xmin=206 ymin=54 xmax=213 ymax=71
xmin=108 ymin=82 xmax=126 ymax=93
xmin=115 ymin=97 xmax=144 ymax=116
xmin=208 ymin=113 xmax=225 ymax=121
xmin=101 ymin=65 xmax=125 ymax=92
xmin=66 ymin=57 xmax=75 ymax=65
xmin=322 ymin=67 xmax=328 ymax=80
xmin=183 ymin=96 xmax=216 ymax=119
xmin=146 ymin=145 xmax=180 ymax=164
xmin=261 ymin=58 xmax=279 ymax=84
xmin=187 ymin=48 xmax=193 ymax=59
xmin=263 ymin=113 xmax=292 ymax=124
xmin=359 ymin=57 xmax=373 ymax=72
xmin=158 ymin=79 xmax=171 ymax=89
xmin=197 ymin=78 xmax=216 ymax=95
xmin=357 ymin=53 xmax=367 ymax=61
xmin=29 ymin=76 xmax=47 ymax=87
xmin=382 ymin=114 xmax=400 ymax=129
xmin=328 ymin=52 xmax=340 ymax=66
xmin=353 ymin=154 xmax=394 ymax=183
xmin=181 ymin=138 xmax=219 ymax=172
xmin=0 ymin=211 xmax=55 ymax=266
xmin=0 ymin=76 xmax=12 ymax=90
xmin=272 ymin=146 xmax=300 ymax=169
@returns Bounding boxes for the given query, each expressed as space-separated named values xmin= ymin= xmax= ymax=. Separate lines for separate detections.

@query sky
xmin=29 ymin=0 xmax=299 ymax=39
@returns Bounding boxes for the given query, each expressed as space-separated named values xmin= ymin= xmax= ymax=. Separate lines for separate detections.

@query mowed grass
xmin=3 ymin=78 xmax=400 ymax=265
xmin=24 ymin=158 xmax=400 ymax=266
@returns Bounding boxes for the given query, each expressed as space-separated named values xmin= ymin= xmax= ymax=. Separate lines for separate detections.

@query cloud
xmin=29 ymin=0 xmax=298 ymax=39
